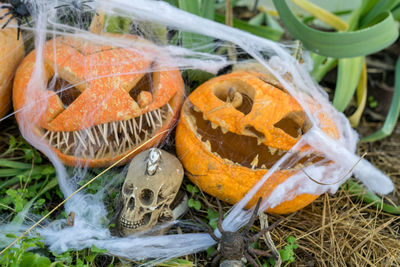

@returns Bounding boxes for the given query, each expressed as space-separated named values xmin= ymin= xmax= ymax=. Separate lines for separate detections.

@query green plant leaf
xmin=332 ymin=57 xmax=364 ymax=111
xmin=248 ymin=12 xmax=265 ymax=26
xmin=178 ymin=0 xmax=214 ymax=52
xmin=20 ymin=253 xmax=51 ymax=267
xmin=342 ymin=180 xmax=400 ymax=214
xmin=0 ymin=159 xmax=32 ymax=169
xmin=349 ymin=62 xmax=367 ymax=127
xmin=193 ymin=200 xmax=202 ymax=210
xmin=273 ymin=0 xmax=399 ymax=58
xmin=265 ymin=13 xmax=284 ymax=32
xmin=392 ymin=4 xmax=400 ymax=20
xmin=311 ymin=57 xmax=337 ymax=82
xmin=291 ymin=0 xmax=349 ymax=31
xmin=361 ymin=56 xmax=400 ymax=142
xmin=359 ymin=0 xmax=400 ymax=28
xmin=360 ymin=0 xmax=381 ymax=16
xmin=206 ymin=208 xmax=219 ymax=229
xmin=201 ymin=0 xmax=216 ymax=20
xmin=214 ymin=14 xmax=283 ymax=41
xmin=158 ymin=258 xmax=194 ymax=266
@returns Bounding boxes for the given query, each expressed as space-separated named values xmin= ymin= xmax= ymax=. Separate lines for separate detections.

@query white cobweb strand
xmin=4 ymin=0 xmax=394 ymax=263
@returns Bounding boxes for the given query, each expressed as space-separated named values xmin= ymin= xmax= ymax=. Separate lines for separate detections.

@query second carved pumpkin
xmin=176 ymin=71 xmax=338 ymax=214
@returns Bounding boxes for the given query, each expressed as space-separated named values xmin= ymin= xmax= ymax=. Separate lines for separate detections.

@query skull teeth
xmin=119 ymin=216 xmax=146 ymax=229
xmin=41 ymin=104 xmax=172 ymax=159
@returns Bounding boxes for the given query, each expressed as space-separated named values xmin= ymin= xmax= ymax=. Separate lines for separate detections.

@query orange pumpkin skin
xmin=13 ymin=34 xmax=184 ymax=167
xmin=0 ymin=10 xmax=25 ymax=118
xmin=176 ymin=71 xmax=338 ymax=214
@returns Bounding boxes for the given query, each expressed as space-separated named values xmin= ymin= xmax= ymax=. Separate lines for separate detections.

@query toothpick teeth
xmin=56 ymin=132 xmax=60 ymax=149
xmin=145 ymin=112 xmax=151 ymax=128
xmin=154 ymin=109 xmax=162 ymax=127
xmin=62 ymin=132 xmax=69 ymax=145
xmin=167 ymin=103 xmax=173 ymax=115
xmin=74 ymin=131 xmax=87 ymax=150
xmin=99 ymin=124 xmax=109 ymax=146
xmin=148 ymin=111 xmax=156 ymax=131
xmin=41 ymin=104 xmax=171 ymax=159
xmin=131 ymin=119 xmax=140 ymax=145
xmin=49 ymin=131 xmax=55 ymax=145
xmin=138 ymin=114 xmax=143 ymax=133
xmin=120 ymin=120 xmax=134 ymax=146
xmin=92 ymin=127 xmax=101 ymax=146
xmin=113 ymin=122 xmax=120 ymax=146
xmin=88 ymin=142 xmax=95 ymax=158
xmin=64 ymin=141 xmax=75 ymax=154
xmin=42 ymin=129 xmax=50 ymax=140
xmin=84 ymin=128 xmax=96 ymax=146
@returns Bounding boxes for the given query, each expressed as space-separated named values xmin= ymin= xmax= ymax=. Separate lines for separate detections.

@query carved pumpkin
xmin=0 ymin=10 xmax=25 ymax=118
xmin=13 ymin=34 xmax=184 ymax=167
xmin=175 ymin=71 xmax=338 ymax=214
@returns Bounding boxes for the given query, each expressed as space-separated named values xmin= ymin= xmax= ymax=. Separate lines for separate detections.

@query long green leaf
xmin=361 ymin=57 xmax=400 ymax=142
xmin=291 ymin=0 xmax=349 ymax=31
xmin=0 ymin=160 xmax=32 ymax=169
xmin=265 ymin=13 xmax=284 ymax=32
xmin=359 ymin=0 xmax=400 ymax=28
xmin=333 ymin=57 xmax=364 ymax=111
xmin=392 ymin=4 xmax=400 ymax=20
xmin=360 ymin=0 xmax=381 ymax=16
xmin=248 ymin=12 xmax=265 ymax=26
xmin=311 ymin=56 xmax=337 ymax=82
xmin=214 ymin=14 xmax=283 ymax=41
xmin=349 ymin=62 xmax=368 ymax=127
xmin=201 ymin=0 xmax=216 ymax=20
xmin=343 ymin=180 xmax=400 ymax=214
xmin=272 ymin=0 xmax=399 ymax=58
xmin=179 ymin=0 xmax=214 ymax=52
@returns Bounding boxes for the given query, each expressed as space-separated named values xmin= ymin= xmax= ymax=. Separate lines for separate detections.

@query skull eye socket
xmin=123 ymin=185 xmax=133 ymax=195
xmin=47 ymin=76 xmax=81 ymax=108
xmin=139 ymin=188 xmax=154 ymax=206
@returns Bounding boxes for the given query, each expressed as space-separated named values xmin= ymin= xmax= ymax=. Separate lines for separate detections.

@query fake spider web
xmin=0 ymin=0 xmax=394 ymax=265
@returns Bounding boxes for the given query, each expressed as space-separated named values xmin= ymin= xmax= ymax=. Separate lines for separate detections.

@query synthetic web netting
xmin=0 ymin=0 xmax=394 ymax=265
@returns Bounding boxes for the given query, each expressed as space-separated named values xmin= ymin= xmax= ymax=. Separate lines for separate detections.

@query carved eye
xmin=139 ymin=188 xmax=154 ymax=206
xmin=274 ymin=111 xmax=311 ymax=138
xmin=129 ymin=72 xmax=153 ymax=107
xmin=214 ymin=86 xmax=254 ymax=115
xmin=47 ymin=76 xmax=81 ymax=108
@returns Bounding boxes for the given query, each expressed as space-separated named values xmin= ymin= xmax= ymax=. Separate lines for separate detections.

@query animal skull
xmin=118 ymin=148 xmax=184 ymax=236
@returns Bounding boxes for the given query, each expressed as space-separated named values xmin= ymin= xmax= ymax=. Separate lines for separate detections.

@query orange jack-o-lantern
xmin=0 ymin=10 xmax=25 ymax=118
xmin=176 ymin=71 xmax=338 ymax=214
xmin=13 ymin=34 xmax=184 ymax=167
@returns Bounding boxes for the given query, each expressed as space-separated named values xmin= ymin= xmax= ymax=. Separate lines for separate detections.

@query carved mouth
xmin=186 ymin=102 xmax=315 ymax=170
xmin=41 ymin=103 xmax=173 ymax=159
xmin=119 ymin=213 xmax=151 ymax=230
